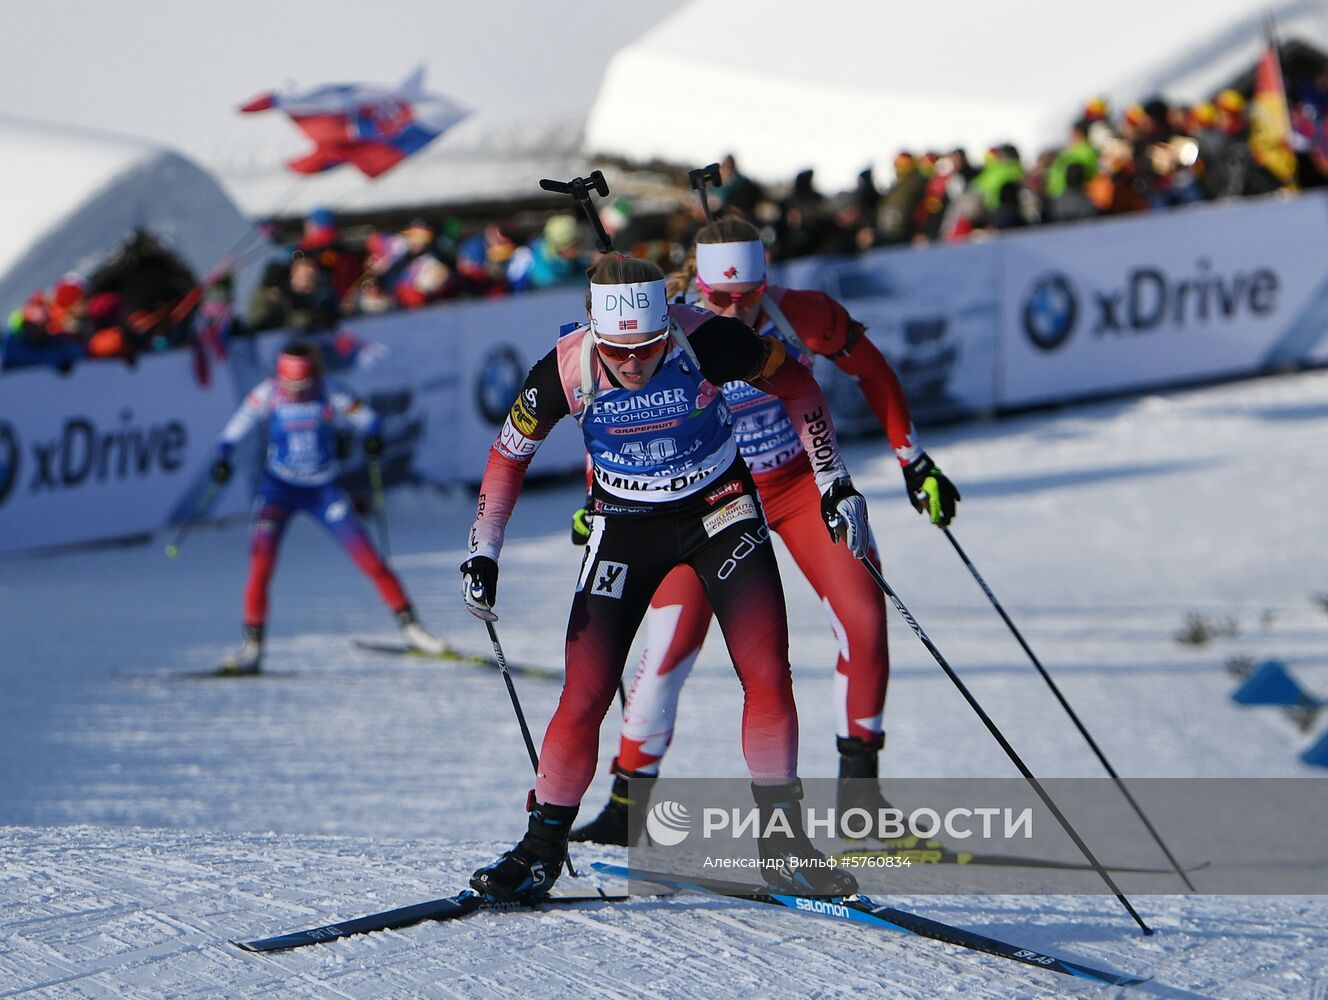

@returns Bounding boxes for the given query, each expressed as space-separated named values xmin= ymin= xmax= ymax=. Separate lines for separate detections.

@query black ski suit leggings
xmin=534 ymin=460 xmax=800 ymax=806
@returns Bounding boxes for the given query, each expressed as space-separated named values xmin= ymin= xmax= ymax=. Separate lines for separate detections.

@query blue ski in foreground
xmin=593 ymin=862 xmax=1150 ymax=988
xmin=232 ymin=890 xmax=631 ymax=952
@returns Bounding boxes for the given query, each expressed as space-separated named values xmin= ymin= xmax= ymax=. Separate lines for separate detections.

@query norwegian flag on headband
xmin=239 ymin=66 xmax=470 ymax=178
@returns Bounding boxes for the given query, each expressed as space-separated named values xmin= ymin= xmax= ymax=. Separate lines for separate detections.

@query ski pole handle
xmin=688 ymin=162 xmax=722 ymax=220
xmin=539 ymin=172 xmax=614 ymax=253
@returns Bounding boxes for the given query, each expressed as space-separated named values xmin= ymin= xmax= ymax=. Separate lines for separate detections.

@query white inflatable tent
xmin=585 ymin=0 xmax=1328 ymax=192
xmin=0 ymin=115 xmax=262 ymax=318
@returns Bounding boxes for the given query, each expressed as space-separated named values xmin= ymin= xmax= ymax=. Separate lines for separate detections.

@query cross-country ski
xmin=234 ymin=890 xmax=641 ymax=953
xmin=592 ymin=863 xmax=1152 ymax=987
xmin=352 ymin=638 xmax=564 ymax=679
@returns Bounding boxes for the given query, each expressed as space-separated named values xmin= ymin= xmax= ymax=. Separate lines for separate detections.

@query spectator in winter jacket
xmin=774 ymin=168 xmax=832 ymax=259
xmin=878 ymin=153 xmax=927 ymax=244
xmin=1085 ymin=138 xmax=1150 ymax=216
xmin=1045 ymin=120 xmax=1099 ymax=200
xmin=916 ymin=151 xmax=967 ymax=241
xmin=298 ymin=207 xmax=366 ymax=302
xmin=506 ymin=215 xmax=587 ymax=292
xmin=454 ymin=234 xmax=509 ymax=299
xmin=248 ymin=262 xmax=291 ymax=333
xmin=283 ymin=252 xmax=340 ymax=332
xmin=716 ymin=153 xmax=765 ymax=219
xmin=1 ymin=290 xmax=83 ymax=373
xmin=971 ymin=146 xmax=1025 ymax=214
xmin=1046 ymin=162 xmax=1099 ymax=224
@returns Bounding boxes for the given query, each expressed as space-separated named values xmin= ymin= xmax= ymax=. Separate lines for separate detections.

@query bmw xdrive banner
xmin=1000 ymin=193 xmax=1328 ymax=408
xmin=0 ymin=351 xmax=238 ymax=553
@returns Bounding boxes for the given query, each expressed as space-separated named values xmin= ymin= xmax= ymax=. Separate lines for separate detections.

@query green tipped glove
xmin=571 ymin=496 xmax=594 ymax=545
xmin=902 ymin=453 xmax=960 ymax=527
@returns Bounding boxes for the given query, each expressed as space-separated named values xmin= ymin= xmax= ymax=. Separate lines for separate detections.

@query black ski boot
xmin=470 ymin=800 xmax=578 ymax=902
xmin=569 ymin=766 xmax=655 ymax=846
xmin=753 ymin=780 xmax=859 ymax=897
xmin=837 ymin=736 xmax=945 ymax=854
xmin=836 ymin=735 xmax=893 ymax=838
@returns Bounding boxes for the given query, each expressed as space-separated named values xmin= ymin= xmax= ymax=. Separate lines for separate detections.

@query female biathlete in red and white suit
xmin=572 ymin=219 xmax=961 ymax=845
xmin=460 ymin=254 xmax=869 ymax=902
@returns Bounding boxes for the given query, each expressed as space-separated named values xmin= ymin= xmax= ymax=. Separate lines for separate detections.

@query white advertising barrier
xmin=241 ymin=288 xmax=591 ymax=487
xmin=445 ymin=289 xmax=593 ymax=483
xmin=999 ymin=192 xmax=1328 ymax=408
xmin=0 ymin=350 xmax=244 ymax=553
xmin=776 ymin=241 xmax=999 ymax=432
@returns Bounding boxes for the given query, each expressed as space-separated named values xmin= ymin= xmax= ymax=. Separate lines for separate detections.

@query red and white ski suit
xmin=615 ymin=288 xmax=921 ymax=775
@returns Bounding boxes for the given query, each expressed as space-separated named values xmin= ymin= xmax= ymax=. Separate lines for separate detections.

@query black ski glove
xmin=460 ymin=556 xmax=499 ymax=621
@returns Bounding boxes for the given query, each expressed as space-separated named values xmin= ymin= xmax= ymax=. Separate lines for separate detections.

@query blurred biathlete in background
xmin=461 ymin=254 xmax=870 ymax=901
xmin=571 ymin=219 xmax=961 ymax=846
xmin=210 ymin=341 xmax=446 ymax=675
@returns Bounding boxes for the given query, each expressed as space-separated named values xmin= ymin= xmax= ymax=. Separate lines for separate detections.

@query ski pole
xmin=940 ymin=526 xmax=1196 ymax=892
xmin=482 ymin=618 xmax=577 ymax=879
xmin=367 ymin=458 xmax=391 ymax=559
xmin=858 ymin=556 xmax=1153 ymax=935
xmin=688 ymin=162 xmax=722 ymax=221
xmin=164 ymin=480 xmax=222 ymax=558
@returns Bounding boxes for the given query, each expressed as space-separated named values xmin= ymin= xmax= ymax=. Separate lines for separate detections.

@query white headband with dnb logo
xmin=590 ymin=279 xmax=669 ymax=335
xmin=696 ymin=240 xmax=767 ymax=287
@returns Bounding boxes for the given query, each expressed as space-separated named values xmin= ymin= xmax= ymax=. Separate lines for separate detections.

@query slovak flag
xmin=239 ymin=66 xmax=470 ymax=178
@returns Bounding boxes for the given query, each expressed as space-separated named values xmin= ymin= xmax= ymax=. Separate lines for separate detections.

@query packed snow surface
xmin=3 ymin=369 xmax=1328 ymax=997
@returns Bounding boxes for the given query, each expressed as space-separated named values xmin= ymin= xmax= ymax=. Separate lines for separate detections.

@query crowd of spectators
xmin=744 ymin=83 xmax=1328 ymax=259
xmin=8 ymin=71 xmax=1326 ymax=376
xmin=242 ymin=206 xmax=607 ymax=335
xmin=2 ymin=247 xmax=209 ymax=376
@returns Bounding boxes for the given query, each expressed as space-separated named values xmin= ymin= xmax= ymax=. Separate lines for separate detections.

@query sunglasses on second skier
xmin=695 ymin=276 xmax=767 ymax=308
xmin=592 ymin=329 xmax=671 ymax=364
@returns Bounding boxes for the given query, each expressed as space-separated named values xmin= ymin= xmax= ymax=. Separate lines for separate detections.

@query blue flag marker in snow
xmin=1231 ymin=659 xmax=1310 ymax=707
xmin=1301 ymin=728 xmax=1328 ymax=768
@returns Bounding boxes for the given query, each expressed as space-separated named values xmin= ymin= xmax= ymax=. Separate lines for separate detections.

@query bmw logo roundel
xmin=475 ymin=346 xmax=526 ymax=426
xmin=0 ymin=421 xmax=18 ymax=508
xmin=1023 ymin=273 xmax=1078 ymax=351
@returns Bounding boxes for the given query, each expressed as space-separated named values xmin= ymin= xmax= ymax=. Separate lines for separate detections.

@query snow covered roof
xmin=585 ymin=0 xmax=1328 ymax=192
xmin=0 ymin=115 xmax=261 ymax=315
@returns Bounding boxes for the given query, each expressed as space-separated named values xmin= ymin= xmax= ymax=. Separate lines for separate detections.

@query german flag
xmin=1250 ymin=15 xmax=1298 ymax=185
